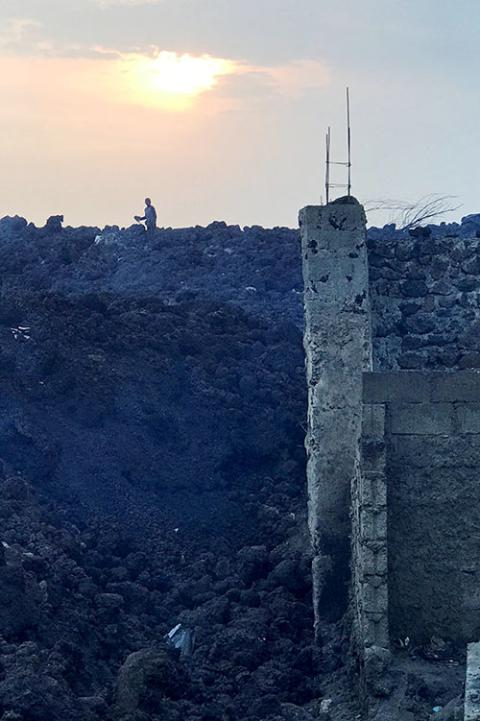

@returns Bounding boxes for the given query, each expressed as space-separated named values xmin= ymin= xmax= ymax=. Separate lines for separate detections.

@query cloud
xmin=92 ymin=0 xmax=165 ymax=6
xmin=267 ymin=60 xmax=330 ymax=96
xmin=0 ymin=17 xmax=330 ymax=112
xmin=0 ymin=17 xmax=51 ymax=53
xmin=0 ymin=17 xmax=122 ymax=59
xmin=211 ymin=58 xmax=330 ymax=106
xmin=106 ymin=51 xmax=330 ymax=110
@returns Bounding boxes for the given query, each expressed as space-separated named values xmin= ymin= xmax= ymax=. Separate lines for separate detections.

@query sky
xmin=0 ymin=0 xmax=479 ymax=229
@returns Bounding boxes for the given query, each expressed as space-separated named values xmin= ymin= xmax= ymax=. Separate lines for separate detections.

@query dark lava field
xmin=0 ymin=216 xmax=342 ymax=721
xmin=0 ymin=215 xmax=467 ymax=721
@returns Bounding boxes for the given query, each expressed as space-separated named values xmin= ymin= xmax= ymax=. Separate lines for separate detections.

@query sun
xmin=118 ymin=51 xmax=235 ymax=109
xmin=147 ymin=52 xmax=233 ymax=95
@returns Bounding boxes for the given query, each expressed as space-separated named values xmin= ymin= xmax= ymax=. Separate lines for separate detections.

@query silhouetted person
xmin=134 ymin=198 xmax=157 ymax=234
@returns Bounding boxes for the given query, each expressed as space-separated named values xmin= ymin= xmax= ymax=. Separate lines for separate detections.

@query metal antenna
xmin=324 ymin=87 xmax=352 ymax=204
xmin=346 ymin=86 xmax=351 ymax=196
xmin=325 ymin=126 xmax=331 ymax=205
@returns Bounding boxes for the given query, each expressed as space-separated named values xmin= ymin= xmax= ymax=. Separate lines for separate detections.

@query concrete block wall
xmin=363 ymin=370 xmax=480 ymax=643
xmin=354 ymin=404 xmax=389 ymax=642
xmin=352 ymin=402 xmax=389 ymax=697
xmin=301 ymin=202 xmax=480 ymax=708
xmin=301 ymin=200 xmax=480 ymax=649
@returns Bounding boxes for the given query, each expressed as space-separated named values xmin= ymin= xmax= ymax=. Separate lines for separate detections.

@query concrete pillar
xmin=465 ymin=642 xmax=480 ymax=721
xmin=299 ymin=196 xmax=372 ymax=629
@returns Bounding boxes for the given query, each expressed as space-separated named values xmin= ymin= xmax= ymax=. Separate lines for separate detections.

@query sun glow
xmin=118 ymin=51 xmax=235 ymax=109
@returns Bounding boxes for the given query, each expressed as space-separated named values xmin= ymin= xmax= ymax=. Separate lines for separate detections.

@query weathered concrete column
xmin=299 ymin=196 xmax=372 ymax=629
xmin=466 ymin=642 xmax=480 ymax=720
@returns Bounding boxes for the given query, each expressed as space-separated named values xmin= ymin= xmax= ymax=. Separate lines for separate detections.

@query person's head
xmin=145 ymin=197 xmax=151 ymax=207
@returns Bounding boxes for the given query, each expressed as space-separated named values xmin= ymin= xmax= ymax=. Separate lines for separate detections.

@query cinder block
xmin=359 ymin=472 xmax=387 ymax=508
xmin=360 ymin=573 xmax=385 ymax=589
xmin=389 ymin=402 xmax=454 ymax=435
xmin=360 ymin=440 xmax=386 ymax=473
xmin=362 ymin=404 xmax=386 ymax=439
xmin=363 ymin=610 xmax=385 ymax=624
xmin=361 ymin=581 xmax=388 ymax=614
xmin=363 ymin=613 xmax=389 ymax=647
xmin=363 ymin=371 xmax=431 ymax=403
xmin=363 ymin=539 xmax=387 ymax=554
xmin=362 ymin=545 xmax=388 ymax=576
xmin=461 ymin=584 xmax=480 ymax=612
xmin=456 ymin=404 xmax=480 ymax=434
xmin=388 ymin=434 xmax=480 ymax=468
xmin=360 ymin=507 xmax=387 ymax=542
xmin=430 ymin=371 xmax=480 ymax=402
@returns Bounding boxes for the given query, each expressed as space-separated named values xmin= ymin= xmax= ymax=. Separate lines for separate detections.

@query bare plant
xmin=365 ymin=194 xmax=461 ymax=229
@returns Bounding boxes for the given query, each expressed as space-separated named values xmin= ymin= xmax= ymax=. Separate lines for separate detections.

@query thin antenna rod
xmin=324 ymin=89 xmax=352 ymax=203
xmin=325 ymin=126 xmax=331 ymax=205
xmin=346 ymin=87 xmax=351 ymax=196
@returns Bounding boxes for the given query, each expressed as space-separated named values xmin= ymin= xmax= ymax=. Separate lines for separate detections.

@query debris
xmin=421 ymin=636 xmax=451 ymax=661
xmin=10 ymin=327 xmax=31 ymax=341
xmin=94 ymin=232 xmax=121 ymax=246
xmin=164 ymin=623 xmax=196 ymax=657
xmin=320 ymin=699 xmax=333 ymax=712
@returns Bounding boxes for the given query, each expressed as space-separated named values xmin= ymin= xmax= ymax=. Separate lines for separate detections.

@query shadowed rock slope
xmin=0 ymin=216 xmax=463 ymax=720
xmin=0 ymin=218 xmax=333 ymax=721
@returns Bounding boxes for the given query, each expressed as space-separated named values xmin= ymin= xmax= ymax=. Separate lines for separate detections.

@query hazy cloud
xmin=0 ymin=17 xmax=125 ymax=59
xmin=0 ymin=17 xmax=50 ymax=53
xmin=211 ymin=59 xmax=330 ymax=107
xmin=93 ymin=0 xmax=165 ymax=6
xmin=0 ymin=18 xmax=330 ymax=106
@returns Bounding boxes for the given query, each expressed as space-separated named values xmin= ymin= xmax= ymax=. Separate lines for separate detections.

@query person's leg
xmin=145 ymin=222 xmax=156 ymax=243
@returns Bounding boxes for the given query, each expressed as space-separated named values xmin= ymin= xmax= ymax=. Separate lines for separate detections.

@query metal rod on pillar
xmin=324 ymin=89 xmax=352 ymax=203
xmin=346 ymin=87 xmax=351 ymax=197
xmin=325 ymin=126 xmax=331 ymax=205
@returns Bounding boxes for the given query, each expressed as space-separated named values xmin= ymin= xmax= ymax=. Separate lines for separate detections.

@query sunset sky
xmin=0 ymin=0 xmax=479 ymax=229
